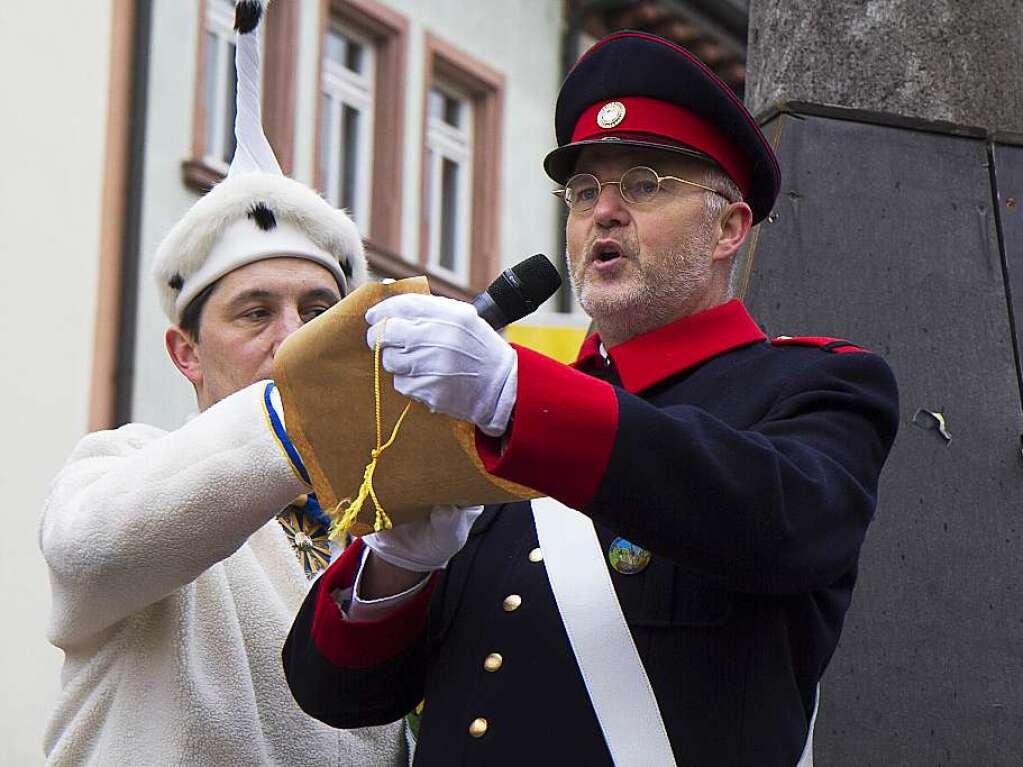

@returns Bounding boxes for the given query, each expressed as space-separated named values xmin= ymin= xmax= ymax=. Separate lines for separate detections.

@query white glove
xmin=365 ymin=294 xmax=517 ymax=436
xmin=361 ymin=505 xmax=485 ymax=572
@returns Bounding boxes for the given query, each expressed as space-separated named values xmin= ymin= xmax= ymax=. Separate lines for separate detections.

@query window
xmin=200 ymin=0 xmax=238 ymax=172
xmin=418 ymin=34 xmax=505 ymax=297
xmin=186 ymin=0 xmax=296 ymax=191
xmin=425 ymin=84 xmax=473 ymax=284
xmin=316 ymin=2 xmax=407 ymax=257
xmin=319 ymin=25 xmax=375 ymax=232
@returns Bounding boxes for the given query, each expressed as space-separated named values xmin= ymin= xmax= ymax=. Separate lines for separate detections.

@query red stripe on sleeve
xmin=476 ymin=345 xmax=619 ymax=509
xmin=310 ymin=538 xmax=436 ymax=668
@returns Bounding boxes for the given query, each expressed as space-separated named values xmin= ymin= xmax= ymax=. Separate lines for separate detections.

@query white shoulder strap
xmin=532 ymin=497 xmax=819 ymax=767
xmin=531 ymin=497 xmax=677 ymax=767
xmin=795 ymin=685 xmax=819 ymax=767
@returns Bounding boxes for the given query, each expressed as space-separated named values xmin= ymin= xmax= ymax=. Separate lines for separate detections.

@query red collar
xmin=573 ymin=300 xmax=766 ymax=393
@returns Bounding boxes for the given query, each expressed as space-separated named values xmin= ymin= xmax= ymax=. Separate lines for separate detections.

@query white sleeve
xmin=331 ymin=547 xmax=430 ymax=622
xmin=40 ymin=381 xmax=308 ymax=647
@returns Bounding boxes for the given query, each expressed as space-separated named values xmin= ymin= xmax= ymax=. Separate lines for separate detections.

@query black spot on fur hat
xmin=234 ymin=0 xmax=265 ymax=35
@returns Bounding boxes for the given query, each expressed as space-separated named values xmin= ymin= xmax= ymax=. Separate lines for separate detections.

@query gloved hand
xmin=365 ymin=293 xmax=517 ymax=436
xmin=361 ymin=505 xmax=485 ymax=572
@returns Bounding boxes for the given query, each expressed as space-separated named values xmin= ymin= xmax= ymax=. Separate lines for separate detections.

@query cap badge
xmin=597 ymin=101 xmax=626 ymax=129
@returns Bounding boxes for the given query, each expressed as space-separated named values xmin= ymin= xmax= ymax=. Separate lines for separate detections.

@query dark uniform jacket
xmin=283 ymin=299 xmax=899 ymax=766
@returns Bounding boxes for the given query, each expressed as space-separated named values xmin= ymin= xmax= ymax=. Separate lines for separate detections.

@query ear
xmin=165 ymin=326 xmax=204 ymax=389
xmin=711 ymin=201 xmax=753 ymax=263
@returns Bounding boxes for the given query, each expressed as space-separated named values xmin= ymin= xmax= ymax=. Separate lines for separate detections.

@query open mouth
xmin=591 ymin=240 xmax=624 ymax=267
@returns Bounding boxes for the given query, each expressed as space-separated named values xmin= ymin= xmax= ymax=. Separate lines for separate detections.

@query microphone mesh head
xmin=510 ymin=253 xmax=562 ymax=306
xmin=486 ymin=254 xmax=562 ymax=326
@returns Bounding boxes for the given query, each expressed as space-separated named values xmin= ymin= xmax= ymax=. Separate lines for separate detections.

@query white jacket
xmin=39 ymin=382 xmax=404 ymax=766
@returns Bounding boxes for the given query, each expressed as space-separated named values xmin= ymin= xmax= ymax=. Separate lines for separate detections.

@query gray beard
xmin=568 ymin=226 xmax=716 ymax=345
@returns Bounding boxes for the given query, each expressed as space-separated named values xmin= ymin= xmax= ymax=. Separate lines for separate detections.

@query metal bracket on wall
xmin=912 ymin=409 xmax=952 ymax=445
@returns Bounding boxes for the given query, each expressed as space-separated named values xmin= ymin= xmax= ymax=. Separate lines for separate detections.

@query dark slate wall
xmin=744 ymin=107 xmax=1023 ymax=765
xmin=746 ymin=1 xmax=1023 ymax=134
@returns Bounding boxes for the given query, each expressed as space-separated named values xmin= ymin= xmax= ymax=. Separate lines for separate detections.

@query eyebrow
xmin=225 ymin=288 xmax=279 ymax=310
xmin=302 ymin=287 xmax=342 ymax=304
xmin=224 ymin=286 xmax=341 ymax=311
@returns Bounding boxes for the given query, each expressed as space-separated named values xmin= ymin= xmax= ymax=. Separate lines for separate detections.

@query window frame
xmin=425 ymin=82 xmax=474 ymax=285
xmin=199 ymin=0 xmax=236 ymax=174
xmin=316 ymin=0 xmax=408 ymax=257
xmin=186 ymin=0 xmax=298 ymax=191
xmin=319 ymin=23 xmax=377 ymax=232
xmin=418 ymin=33 xmax=505 ymax=298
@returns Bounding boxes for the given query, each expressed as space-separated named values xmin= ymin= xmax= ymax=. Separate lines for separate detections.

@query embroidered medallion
xmin=277 ymin=494 xmax=332 ymax=578
xmin=597 ymin=100 xmax=627 ymax=129
xmin=608 ymin=536 xmax=651 ymax=575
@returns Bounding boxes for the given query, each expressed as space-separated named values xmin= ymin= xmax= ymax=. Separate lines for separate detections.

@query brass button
xmin=469 ymin=717 xmax=488 ymax=737
xmin=502 ymin=594 xmax=522 ymax=612
xmin=483 ymin=653 xmax=503 ymax=672
xmin=528 ymin=547 xmax=543 ymax=563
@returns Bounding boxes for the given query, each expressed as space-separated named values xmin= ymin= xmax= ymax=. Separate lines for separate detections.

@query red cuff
xmin=311 ymin=538 xmax=436 ymax=668
xmin=476 ymin=345 xmax=619 ymax=509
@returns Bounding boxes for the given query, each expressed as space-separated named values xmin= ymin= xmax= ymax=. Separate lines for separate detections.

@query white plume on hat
xmin=153 ymin=0 xmax=367 ymax=323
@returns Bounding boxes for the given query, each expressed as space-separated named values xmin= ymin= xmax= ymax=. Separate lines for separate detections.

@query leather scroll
xmin=272 ymin=276 xmax=538 ymax=535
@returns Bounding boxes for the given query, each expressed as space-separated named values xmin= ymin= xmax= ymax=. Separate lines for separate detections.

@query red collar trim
xmin=573 ymin=300 xmax=766 ymax=393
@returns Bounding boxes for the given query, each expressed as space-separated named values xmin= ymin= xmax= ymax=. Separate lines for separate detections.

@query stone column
xmin=746 ymin=0 xmax=1023 ymax=130
xmin=742 ymin=3 xmax=1023 ymax=766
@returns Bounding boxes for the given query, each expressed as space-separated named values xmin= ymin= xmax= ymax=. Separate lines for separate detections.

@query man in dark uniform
xmin=283 ymin=32 xmax=899 ymax=766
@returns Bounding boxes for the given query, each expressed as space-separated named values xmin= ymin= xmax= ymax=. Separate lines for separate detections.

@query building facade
xmin=3 ymin=0 xmax=570 ymax=761
xmin=132 ymin=0 xmax=572 ymax=429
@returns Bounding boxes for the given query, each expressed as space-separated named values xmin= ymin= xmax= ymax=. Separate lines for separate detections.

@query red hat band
xmin=572 ymin=96 xmax=752 ymax=198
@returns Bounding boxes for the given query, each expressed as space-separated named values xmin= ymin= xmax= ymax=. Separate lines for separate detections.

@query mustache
xmin=586 ymin=230 xmax=633 ymax=252
xmin=575 ymin=232 xmax=639 ymax=270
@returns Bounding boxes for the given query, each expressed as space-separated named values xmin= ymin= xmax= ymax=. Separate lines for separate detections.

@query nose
xmin=591 ymin=182 xmax=631 ymax=229
xmin=270 ymin=307 xmax=303 ymax=358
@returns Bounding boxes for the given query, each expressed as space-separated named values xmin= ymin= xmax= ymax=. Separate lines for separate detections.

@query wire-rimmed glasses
xmin=553 ymin=165 xmax=728 ymax=213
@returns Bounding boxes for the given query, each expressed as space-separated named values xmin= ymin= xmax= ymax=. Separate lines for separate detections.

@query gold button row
xmin=469 ymin=717 xmax=488 ymax=737
xmin=471 ymin=549 xmax=542 ymax=739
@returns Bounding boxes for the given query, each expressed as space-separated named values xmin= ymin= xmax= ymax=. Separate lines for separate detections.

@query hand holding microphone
xmin=365 ymin=254 xmax=561 ymax=437
xmin=366 ymin=294 xmax=517 ymax=436
xmin=358 ymin=256 xmax=560 ymax=586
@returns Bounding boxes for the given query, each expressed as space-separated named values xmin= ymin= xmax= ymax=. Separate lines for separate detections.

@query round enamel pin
xmin=597 ymin=100 xmax=627 ymax=129
xmin=608 ymin=536 xmax=651 ymax=575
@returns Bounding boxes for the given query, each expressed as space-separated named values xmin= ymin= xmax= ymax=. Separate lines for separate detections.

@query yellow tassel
xmin=328 ymin=319 xmax=412 ymax=542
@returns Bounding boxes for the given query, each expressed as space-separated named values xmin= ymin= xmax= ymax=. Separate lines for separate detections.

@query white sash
xmin=796 ymin=686 xmax=819 ymax=767
xmin=532 ymin=496 xmax=819 ymax=767
xmin=532 ymin=497 xmax=677 ymax=767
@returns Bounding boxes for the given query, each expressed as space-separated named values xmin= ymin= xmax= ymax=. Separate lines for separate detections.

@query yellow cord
xmin=329 ymin=321 xmax=413 ymax=542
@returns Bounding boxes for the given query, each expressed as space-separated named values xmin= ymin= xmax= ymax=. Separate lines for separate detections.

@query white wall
xmin=0 ymin=2 xmax=114 ymax=762
xmin=131 ymin=0 xmax=207 ymax=428
xmin=292 ymin=0 xmax=324 ymax=186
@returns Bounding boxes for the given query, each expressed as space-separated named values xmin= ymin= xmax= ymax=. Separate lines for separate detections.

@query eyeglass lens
xmin=564 ymin=167 xmax=662 ymax=210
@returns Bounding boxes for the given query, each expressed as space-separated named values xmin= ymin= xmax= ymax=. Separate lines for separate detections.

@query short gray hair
xmin=697 ymin=163 xmax=743 ymax=213
xmin=696 ymin=164 xmax=745 ymax=297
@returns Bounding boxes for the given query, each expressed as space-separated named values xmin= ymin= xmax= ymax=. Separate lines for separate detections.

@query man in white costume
xmin=38 ymin=2 xmax=403 ymax=764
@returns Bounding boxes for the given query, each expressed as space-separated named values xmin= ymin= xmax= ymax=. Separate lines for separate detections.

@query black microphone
xmin=471 ymin=254 xmax=563 ymax=330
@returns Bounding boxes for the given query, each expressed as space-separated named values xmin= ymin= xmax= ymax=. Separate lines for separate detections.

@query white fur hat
xmin=152 ymin=0 xmax=367 ymax=323
xmin=153 ymin=174 xmax=367 ymax=322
